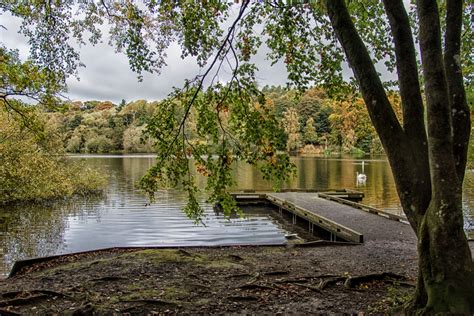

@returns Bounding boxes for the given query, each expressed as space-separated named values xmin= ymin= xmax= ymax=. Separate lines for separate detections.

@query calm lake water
xmin=1 ymin=154 xmax=473 ymax=276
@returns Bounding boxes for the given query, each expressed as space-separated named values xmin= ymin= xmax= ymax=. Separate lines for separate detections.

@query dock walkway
xmin=269 ymin=192 xmax=414 ymax=243
xmin=232 ymin=191 xmax=416 ymax=245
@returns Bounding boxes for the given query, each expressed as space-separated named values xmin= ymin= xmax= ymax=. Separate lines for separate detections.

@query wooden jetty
xmin=231 ymin=190 xmax=411 ymax=245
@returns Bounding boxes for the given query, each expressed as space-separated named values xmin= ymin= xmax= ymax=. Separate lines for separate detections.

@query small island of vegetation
xmin=0 ymin=104 xmax=106 ymax=205
xmin=0 ymin=47 xmax=106 ymax=205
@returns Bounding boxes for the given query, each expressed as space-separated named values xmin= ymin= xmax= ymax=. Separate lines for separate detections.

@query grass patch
xmin=120 ymin=288 xmax=164 ymax=301
xmin=118 ymin=249 xmax=207 ymax=264
xmin=367 ymin=284 xmax=413 ymax=313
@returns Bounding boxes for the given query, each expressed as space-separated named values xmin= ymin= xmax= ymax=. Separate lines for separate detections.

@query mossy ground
xmin=0 ymin=245 xmax=419 ymax=314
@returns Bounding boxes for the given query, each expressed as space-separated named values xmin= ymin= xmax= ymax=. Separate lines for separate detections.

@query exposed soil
xmin=0 ymin=242 xmax=420 ymax=315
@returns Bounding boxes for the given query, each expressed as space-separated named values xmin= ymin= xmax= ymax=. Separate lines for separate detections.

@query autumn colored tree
xmin=282 ymin=107 xmax=301 ymax=152
xmin=0 ymin=104 xmax=105 ymax=203
xmin=123 ymin=125 xmax=154 ymax=153
xmin=328 ymin=97 xmax=376 ymax=153
xmin=0 ymin=43 xmax=106 ymax=202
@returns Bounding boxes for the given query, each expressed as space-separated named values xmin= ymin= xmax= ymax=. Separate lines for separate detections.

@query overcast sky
xmin=1 ymin=9 xmax=293 ymax=104
xmin=2 ymin=5 xmax=402 ymax=105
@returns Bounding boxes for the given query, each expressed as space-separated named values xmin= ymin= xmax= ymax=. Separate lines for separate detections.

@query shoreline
xmin=2 ymin=240 xmax=473 ymax=314
xmin=0 ymin=234 xmax=420 ymax=314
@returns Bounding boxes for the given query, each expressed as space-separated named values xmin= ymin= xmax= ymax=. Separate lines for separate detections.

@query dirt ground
xmin=0 ymin=241 xmax=421 ymax=315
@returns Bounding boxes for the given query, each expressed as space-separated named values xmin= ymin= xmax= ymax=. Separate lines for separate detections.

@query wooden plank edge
xmin=291 ymin=203 xmax=364 ymax=244
xmin=295 ymin=240 xmax=361 ymax=248
xmin=318 ymin=193 xmax=408 ymax=223
xmin=265 ymin=195 xmax=363 ymax=244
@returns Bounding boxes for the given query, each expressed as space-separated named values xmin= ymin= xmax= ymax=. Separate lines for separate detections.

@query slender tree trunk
xmin=324 ymin=0 xmax=426 ymax=230
xmin=444 ymin=0 xmax=471 ymax=182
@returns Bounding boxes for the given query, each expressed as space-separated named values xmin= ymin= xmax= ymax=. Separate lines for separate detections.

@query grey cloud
xmin=2 ymin=13 xmax=30 ymax=59
xmin=3 ymin=9 xmax=396 ymax=105
xmin=2 ymin=10 xmax=290 ymax=104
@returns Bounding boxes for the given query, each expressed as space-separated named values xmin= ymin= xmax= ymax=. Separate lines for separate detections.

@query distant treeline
xmin=46 ymin=99 xmax=156 ymax=153
xmin=46 ymin=86 xmax=407 ymax=155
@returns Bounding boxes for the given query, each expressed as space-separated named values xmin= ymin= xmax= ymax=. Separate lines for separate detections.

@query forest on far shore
xmin=44 ymin=86 xmax=413 ymax=155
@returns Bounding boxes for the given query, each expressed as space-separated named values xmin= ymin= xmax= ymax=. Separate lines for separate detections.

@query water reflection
xmin=226 ymin=156 xmax=403 ymax=214
xmin=355 ymin=161 xmax=367 ymax=186
xmin=0 ymin=156 xmax=289 ymax=276
xmin=1 ymin=154 xmax=473 ymax=276
xmin=0 ymin=197 xmax=103 ymax=275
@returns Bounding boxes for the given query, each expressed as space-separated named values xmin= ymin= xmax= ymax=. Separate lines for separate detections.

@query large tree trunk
xmin=417 ymin=201 xmax=473 ymax=313
xmin=326 ymin=0 xmax=474 ymax=313
xmin=416 ymin=0 xmax=474 ymax=312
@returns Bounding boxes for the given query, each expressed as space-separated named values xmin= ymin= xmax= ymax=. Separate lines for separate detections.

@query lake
xmin=1 ymin=154 xmax=473 ymax=276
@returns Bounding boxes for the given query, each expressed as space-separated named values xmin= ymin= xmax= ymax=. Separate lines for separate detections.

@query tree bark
xmin=382 ymin=0 xmax=431 ymax=226
xmin=444 ymin=0 xmax=471 ymax=182
xmin=326 ymin=0 xmax=474 ymax=313
xmin=416 ymin=0 xmax=474 ymax=312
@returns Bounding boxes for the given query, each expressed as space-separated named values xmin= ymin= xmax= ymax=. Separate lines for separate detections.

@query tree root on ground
xmin=262 ymin=270 xmax=289 ymax=276
xmin=227 ymin=295 xmax=258 ymax=302
xmin=276 ymin=272 xmax=409 ymax=291
xmin=177 ymin=249 xmax=193 ymax=257
xmin=291 ymin=283 xmax=323 ymax=293
xmin=0 ymin=289 xmax=70 ymax=307
xmin=317 ymin=277 xmax=347 ymax=290
xmin=229 ymin=273 xmax=253 ymax=278
xmin=274 ymin=278 xmax=314 ymax=284
xmin=0 ymin=308 xmax=21 ymax=316
xmin=90 ymin=276 xmax=127 ymax=282
xmin=227 ymin=254 xmax=245 ymax=261
xmin=230 ymin=270 xmax=289 ymax=279
xmin=0 ymin=294 xmax=48 ymax=307
xmin=1 ymin=289 xmax=67 ymax=299
xmin=238 ymin=284 xmax=275 ymax=290
xmin=344 ymin=272 xmax=408 ymax=288
xmin=234 ymin=271 xmax=410 ymax=295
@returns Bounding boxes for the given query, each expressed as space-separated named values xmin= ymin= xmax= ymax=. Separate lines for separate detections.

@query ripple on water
xmin=2 ymin=154 xmax=473 ymax=277
xmin=0 ymin=190 xmax=288 ymax=277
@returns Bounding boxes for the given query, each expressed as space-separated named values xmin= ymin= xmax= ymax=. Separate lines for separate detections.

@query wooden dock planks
xmin=318 ymin=193 xmax=407 ymax=222
xmin=265 ymin=194 xmax=363 ymax=244
xmin=231 ymin=190 xmax=414 ymax=245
